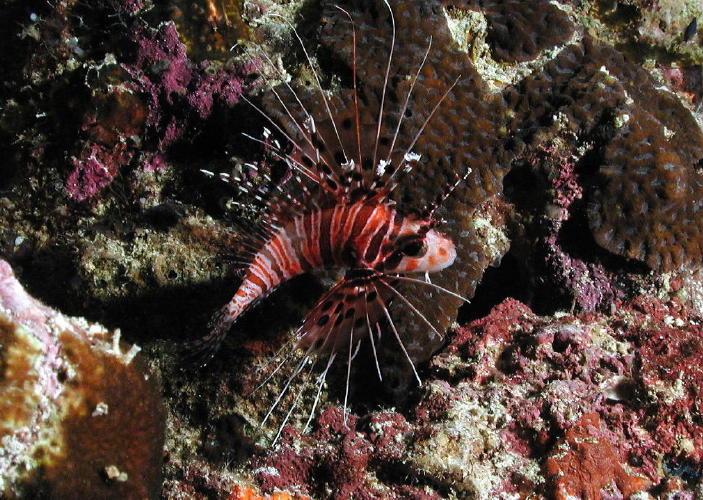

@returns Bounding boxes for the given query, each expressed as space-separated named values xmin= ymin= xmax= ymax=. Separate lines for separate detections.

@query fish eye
xmin=400 ymin=239 xmax=426 ymax=257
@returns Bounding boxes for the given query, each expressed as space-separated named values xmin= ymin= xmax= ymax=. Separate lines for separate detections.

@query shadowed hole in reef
xmin=8 ymin=246 xmax=85 ymax=317
xmin=502 ymin=160 xmax=551 ymax=214
xmin=202 ymin=413 xmax=258 ymax=465
xmin=317 ymin=329 xmax=427 ymax=414
xmin=178 ymin=273 xmax=325 ymax=369
xmin=0 ymin=141 xmax=19 ymax=190
xmin=457 ymin=252 xmax=527 ymax=324
xmin=664 ymin=455 xmax=703 ymax=486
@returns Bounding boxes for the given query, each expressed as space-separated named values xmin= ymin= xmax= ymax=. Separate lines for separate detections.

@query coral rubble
xmin=246 ymin=296 xmax=703 ymax=498
xmin=0 ymin=260 xmax=164 ymax=499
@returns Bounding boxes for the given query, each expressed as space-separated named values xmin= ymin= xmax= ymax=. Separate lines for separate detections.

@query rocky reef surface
xmin=1 ymin=0 xmax=703 ymax=498
xmin=0 ymin=259 xmax=164 ymax=498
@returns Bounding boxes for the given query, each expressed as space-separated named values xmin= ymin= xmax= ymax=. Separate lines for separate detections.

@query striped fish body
xmin=202 ymin=198 xmax=455 ymax=361
xmin=223 ymin=202 xmax=400 ymax=326
xmin=188 ymin=0 xmax=471 ymax=401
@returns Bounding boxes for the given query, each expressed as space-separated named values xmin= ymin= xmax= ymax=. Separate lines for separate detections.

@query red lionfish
xmin=192 ymin=0 xmax=476 ymax=433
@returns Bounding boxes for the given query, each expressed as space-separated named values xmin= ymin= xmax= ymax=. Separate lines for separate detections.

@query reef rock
xmin=247 ymin=296 xmax=703 ymax=498
xmin=0 ymin=259 xmax=165 ymax=499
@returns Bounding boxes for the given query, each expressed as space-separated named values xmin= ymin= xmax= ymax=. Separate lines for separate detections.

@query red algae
xmin=626 ymin=297 xmax=703 ymax=462
xmin=126 ymin=21 xmax=258 ymax=139
xmin=447 ymin=298 xmax=535 ymax=383
xmin=251 ymin=293 xmax=703 ymax=496
xmin=62 ymin=9 xmax=258 ymax=201
xmin=546 ymin=413 xmax=649 ymax=499
xmin=66 ymin=142 xmax=133 ymax=202
xmin=404 ymin=296 xmax=703 ymax=496
xmin=255 ymin=406 xmax=432 ymax=500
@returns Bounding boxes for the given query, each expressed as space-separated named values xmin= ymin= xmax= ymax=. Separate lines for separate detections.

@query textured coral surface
xmin=0 ymin=260 xmax=164 ymax=498
xmin=2 ymin=0 xmax=703 ymax=498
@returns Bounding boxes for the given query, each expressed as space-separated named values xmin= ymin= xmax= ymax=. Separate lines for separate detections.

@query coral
xmin=401 ymin=296 xmax=703 ymax=496
xmin=255 ymin=406 xmax=433 ymax=500
xmin=605 ymin=0 xmax=703 ymax=62
xmin=505 ymin=35 xmax=703 ymax=272
xmin=66 ymin=142 xmax=133 ymax=202
xmin=589 ymin=103 xmax=703 ymax=271
xmin=445 ymin=0 xmax=575 ymax=62
xmin=5 ymin=0 xmax=703 ymax=497
xmin=545 ymin=413 xmax=649 ymax=499
xmin=0 ymin=260 xmax=165 ymax=499
xmin=125 ymin=21 xmax=258 ymax=151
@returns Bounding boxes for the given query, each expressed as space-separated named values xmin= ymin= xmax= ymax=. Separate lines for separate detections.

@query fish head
xmin=381 ymin=217 xmax=456 ymax=273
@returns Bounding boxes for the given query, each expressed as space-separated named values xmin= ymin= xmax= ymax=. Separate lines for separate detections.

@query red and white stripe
xmin=224 ymin=201 xmax=404 ymax=320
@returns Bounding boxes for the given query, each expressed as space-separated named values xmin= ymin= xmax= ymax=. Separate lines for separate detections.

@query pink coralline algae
xmin=248 ymin=295 xmax=702 ymax=497
xmin=506 ymin=137 xmax=635 ymax=314
xmin=418 ymin=296 xmax=703 ymax=496
xmin=0 ymin=260 xmax=165 ymax=499
xmin=66 ymin=142 xmax=133 ymax=202
xmin=661 ymin=65 xmax=703 ymax=109
xmin=255 ymin=407 xmax=433 ymax=500
xmin=66 ymin=17 xmax=258 ymax=201
xmin=125 ymin=21 xmax=258 ymax=151
xmin=626 ymin=297 xmax=703 ymax=462
xmin=542 ymin=144 xmax=623 ymax=313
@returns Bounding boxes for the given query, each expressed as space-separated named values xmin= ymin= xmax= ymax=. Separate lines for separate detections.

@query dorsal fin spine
xmin=386 ymin=36 xmax=433 ymax=164
xmin=270 ymin=14 xmax=351 ymax=167
xmin=372 ymin=0 xmax=395 ymax=174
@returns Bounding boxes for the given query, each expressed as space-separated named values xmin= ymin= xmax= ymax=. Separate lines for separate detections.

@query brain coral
xmin=262 ymin=0 xmax=511 ymax=390
xmin=445 ymin=0 xmax=575 ymax=62
xmin=501 ymin=32 xmax=703 ymax=273
xmin=0 ymin=260 xmax=165 ymax=499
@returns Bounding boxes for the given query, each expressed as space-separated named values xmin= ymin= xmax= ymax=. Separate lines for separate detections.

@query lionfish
xmin=192 ymin=0 xmax=474 ymax=435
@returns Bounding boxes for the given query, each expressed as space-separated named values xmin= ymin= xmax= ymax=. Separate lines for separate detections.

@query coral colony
xmin=0 ymin=260 xmax=164 ymax=498
xmin=1 ymin=0 xmax=703 ymax=498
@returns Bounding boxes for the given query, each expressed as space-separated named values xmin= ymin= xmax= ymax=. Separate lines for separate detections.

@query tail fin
xmin=181 ymin=306 xmax=234 ymax=367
